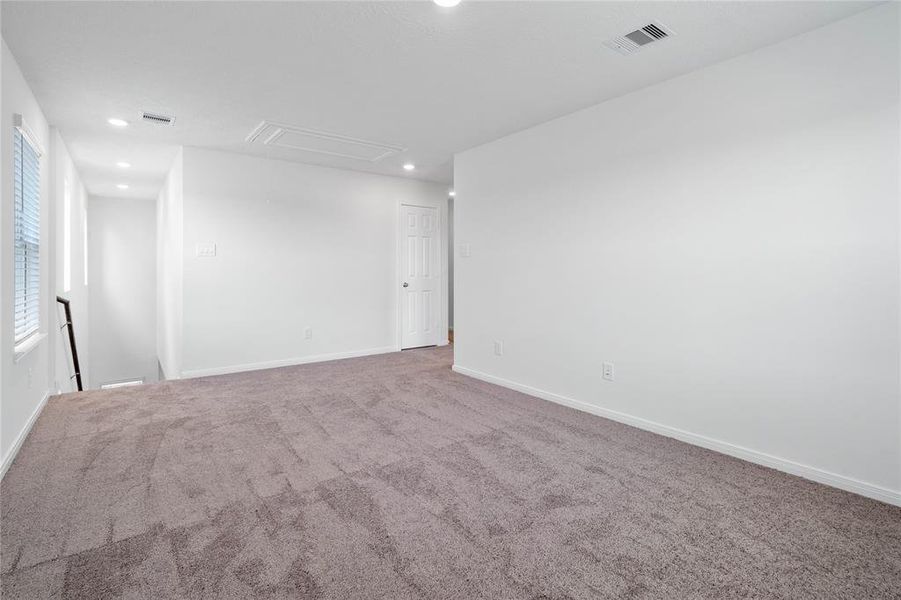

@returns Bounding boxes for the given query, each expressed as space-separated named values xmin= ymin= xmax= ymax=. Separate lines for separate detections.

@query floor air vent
xmin=100 ymin=379 xmax=145 ymax=390
xmin=605 ymin=22 xmax=674 ymax=56
xmin=142 ymin=111 xmax=176 ymax=126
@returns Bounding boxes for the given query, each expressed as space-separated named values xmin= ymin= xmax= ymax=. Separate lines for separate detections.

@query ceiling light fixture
xmin=449 ymin=190 xmax=456 ymax=197
xmin=116 ymin=184 xmax=129 ymax=190
xmin=403 ymin=163 xmax=416 ymax=171
xmin=116 ymin=161 xmax=131 ymax=169
xmin=434 ymin=0 xmax=461 ymax=7
xmin=107 ymin=118 xmax=128 ymax=127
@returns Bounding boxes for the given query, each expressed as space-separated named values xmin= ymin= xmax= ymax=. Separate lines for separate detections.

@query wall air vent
xmin=141 ymin=111 xmax=176 ymax=126
xmin=604 ymin=22 xmax=674 ymax=56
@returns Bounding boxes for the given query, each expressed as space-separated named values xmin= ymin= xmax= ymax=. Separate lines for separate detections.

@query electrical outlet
xmin=304 ymin=327 xmax=313 ymax=340
xmin=195 ymin=242 xmax=217 ymax=258
xmin=494 ymin=340 xmax=504 ymax=356
xmin=459 ymin=243 xmax=471 ymax=258
xmin=602 ymin=362 xmax=615 ymax=381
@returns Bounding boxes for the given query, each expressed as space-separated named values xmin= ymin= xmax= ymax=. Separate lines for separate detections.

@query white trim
xmin=452 ymin=364 xmax=901 ymax=507
xmin=181 ymin=346 xmax=397 ymax=379
xmin=1 ymin=390 xmax=51 ymax=479
xmin=13 ymin=113 xmax=44 ymax=157
xmin=13 ymin=332 xmax=47 ymax=363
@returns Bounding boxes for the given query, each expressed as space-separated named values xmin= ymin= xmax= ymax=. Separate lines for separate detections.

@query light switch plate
xmin=460 ymin=243 xmax=471 ymax=258
xmin=195 ymin=242 xmax=217 ymax=258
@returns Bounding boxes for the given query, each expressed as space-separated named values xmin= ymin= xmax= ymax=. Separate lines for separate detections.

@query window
xmin=13 ymin=124 xmax=42 ymax=346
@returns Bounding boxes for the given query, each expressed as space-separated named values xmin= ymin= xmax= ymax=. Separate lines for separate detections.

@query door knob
xmin=402 ymin=282 xmax=409 ymax=287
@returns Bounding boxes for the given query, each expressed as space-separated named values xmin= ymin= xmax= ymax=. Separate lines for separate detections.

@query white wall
xmin=1 ymin=40 xmax=53 ymax=472
xmin=88 ymin=197 xmax=157 ymax=387
xmin=178 ymin=147 xmax=447 ymax=377
xmin=156 ymin=149 xmax=183 ymax=379
xmin=52 ymin=129 xmax=90 ymax=392
xmin=454 ymin=5 xmax=901 ymax=504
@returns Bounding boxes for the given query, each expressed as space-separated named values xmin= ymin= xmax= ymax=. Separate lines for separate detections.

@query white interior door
xmin=401 ymin=205 xmax=440 ymax=349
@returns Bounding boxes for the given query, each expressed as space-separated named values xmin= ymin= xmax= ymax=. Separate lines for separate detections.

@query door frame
xmin=395 ymin=200 xmax=447 ymax=351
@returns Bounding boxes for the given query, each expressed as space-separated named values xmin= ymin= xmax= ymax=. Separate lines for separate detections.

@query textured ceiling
xmin=1 ymin=1 xmax=878 ymax=199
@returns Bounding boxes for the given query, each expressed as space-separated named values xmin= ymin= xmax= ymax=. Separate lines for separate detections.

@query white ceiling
xmin=1 ymin=1 xmax=877 ymax=199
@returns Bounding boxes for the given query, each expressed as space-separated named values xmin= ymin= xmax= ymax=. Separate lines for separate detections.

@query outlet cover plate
xmin=196 ymin=242 xmax=217 ymax=258
xmin=602 ymin=362 xmax=615 ymax=381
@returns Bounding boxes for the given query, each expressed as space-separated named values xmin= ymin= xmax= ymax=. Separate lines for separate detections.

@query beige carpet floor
xmin=1 ymin=345 xmax=899 ymax=599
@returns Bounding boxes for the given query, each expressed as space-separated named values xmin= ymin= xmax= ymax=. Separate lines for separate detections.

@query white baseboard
xmin=181 ymin=346 xmax=397 ymax=379
xmin=452 ymin=364 xmax=901 ymax=507
xmin=1 ymin=390 xmax=51 ymax=479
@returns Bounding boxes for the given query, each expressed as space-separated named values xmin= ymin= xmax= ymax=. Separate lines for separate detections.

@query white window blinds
xmin=14 ymin=126 xmax=41 ymax=344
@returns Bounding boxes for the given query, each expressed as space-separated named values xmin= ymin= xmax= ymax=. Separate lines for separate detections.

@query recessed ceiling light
xmin=403 ymin=163 xmax=415 ymax=171
xmin=449 ymin=190 xmax=456 ymax=197
xmin=116 ymin=161 xmax=131 ymax=169
xmin=116 ymin=184 xmax=129 ymax=190
xmin=434 ymin=0 xmax=461 ymax=7
xmin=107 ymin=118 xmax=128 ymax=127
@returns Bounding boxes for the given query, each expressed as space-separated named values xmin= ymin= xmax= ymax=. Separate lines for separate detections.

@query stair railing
xmin=56 ymin=296 xmax=83 ymax=391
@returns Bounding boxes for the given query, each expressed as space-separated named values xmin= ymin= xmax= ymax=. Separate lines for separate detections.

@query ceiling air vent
xmin=604 ymin=22 xmax=674 ymax=56
xmin=141 ymin=111 xmax=176 ymax=126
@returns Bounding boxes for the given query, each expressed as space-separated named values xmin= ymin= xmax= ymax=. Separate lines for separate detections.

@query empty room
xmin=1 ymin=1 xmax=899 ymax=598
